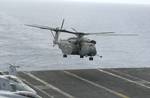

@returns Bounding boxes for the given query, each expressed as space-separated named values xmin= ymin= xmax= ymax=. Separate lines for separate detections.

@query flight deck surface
xmin=18 ymin=68 xmax=150 ymax=98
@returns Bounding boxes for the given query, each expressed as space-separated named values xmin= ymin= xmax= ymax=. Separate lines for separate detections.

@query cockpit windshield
xmin=4 ymin=75 xmax=34 ymax=93
xmin=5 ymin=76 xmax=22 ymax=83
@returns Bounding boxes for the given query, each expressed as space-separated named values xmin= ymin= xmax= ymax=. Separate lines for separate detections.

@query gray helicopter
xmin=26 ymin=19 xmax=137 ymax=61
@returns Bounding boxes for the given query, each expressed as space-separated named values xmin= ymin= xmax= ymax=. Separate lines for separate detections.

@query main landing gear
xmin=89 ymin=56 xmax=93 ymax=61
xmin=63 ymin=54 xmax=67 ymax=58
xmin=80 ymin=55 xmax=84 ymax=58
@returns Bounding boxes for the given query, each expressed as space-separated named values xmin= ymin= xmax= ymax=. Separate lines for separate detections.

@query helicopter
xmin=26 ymin=19 xmax=137 ymax=61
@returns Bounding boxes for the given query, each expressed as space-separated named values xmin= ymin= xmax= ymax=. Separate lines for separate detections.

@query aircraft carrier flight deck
xmin=18 ymin=68 xmax=150 ymax=98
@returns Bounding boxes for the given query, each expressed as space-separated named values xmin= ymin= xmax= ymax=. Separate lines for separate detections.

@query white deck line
xmin=63 ymin=71 xmax=129 ymax=98
xmin=23 ymin=72 xmax=75 ymax=98
xmin=109 ymin=69 xmax=150 ymax=84
xmin=97 ymin=69 xmax=150 ymax=89
xmin=22 ymin=78 xmax=54 ymax=98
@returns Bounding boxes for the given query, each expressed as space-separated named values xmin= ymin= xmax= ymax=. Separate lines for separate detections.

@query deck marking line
xmin=110 ymin=69 xmax=150 ymax=84
xmin=35 ymin=85 xmax=50 ymax=90
xmin=64 ymin=71 xmax=129 ymax=98
xmin=23 ymin=72 xmax=75 ymax=98
xmin=22 ymin=78 xmax=54 ymax=98
xmin=98 ymin=69 xmax=150 ymax=89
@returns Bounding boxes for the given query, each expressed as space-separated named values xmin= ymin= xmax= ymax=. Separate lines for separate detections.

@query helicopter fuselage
xmin=58 ymin=37 xmax=97 ymax=58
xmin=26 ymin=20 xmax=136 ymax=61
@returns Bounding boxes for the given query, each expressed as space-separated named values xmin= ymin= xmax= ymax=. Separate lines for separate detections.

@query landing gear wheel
xmin=89 ymin=57 xmax=93 ymax=61
xmin=63 ymin=54 xmax=67 ymax=58
xmin=80 ymin=55 xmax=84 ymax=58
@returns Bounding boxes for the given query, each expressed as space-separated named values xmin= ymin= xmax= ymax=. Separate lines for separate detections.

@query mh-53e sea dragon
xmin=26 ymin=19 xmax=137 ymax=61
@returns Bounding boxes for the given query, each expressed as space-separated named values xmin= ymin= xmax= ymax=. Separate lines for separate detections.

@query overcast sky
xmin=71 ymin=0 xmax=150 ymax=4
xmin=1 ymin=0 xmax=150 ymax=5
xmin=31 ymin=0 xmax=150 ymax=4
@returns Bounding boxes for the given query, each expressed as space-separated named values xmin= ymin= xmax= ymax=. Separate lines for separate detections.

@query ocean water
xmin=0 ymin=1 xmax=150 ymax=71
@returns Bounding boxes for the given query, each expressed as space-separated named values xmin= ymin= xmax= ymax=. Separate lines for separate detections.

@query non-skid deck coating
xmin=18 ymin=68 xmax=150 ymax=98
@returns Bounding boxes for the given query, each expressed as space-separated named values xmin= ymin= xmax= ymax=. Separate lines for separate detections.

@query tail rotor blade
xmin=50 ymin=30 xmax=55 ymax=38
xmin=60 ymin=19 xmax=65 ymax=29
xmin=71 ymin=27 xmax=78 ymax=32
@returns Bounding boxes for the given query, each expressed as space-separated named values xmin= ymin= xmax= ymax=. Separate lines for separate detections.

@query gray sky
xmin=2 ymin=0 xmax=150 ymax=5
xmin=29 ymin=0 xmax=150 ymax=4
xmin=71 ymin=0 xmax=150 ymax=4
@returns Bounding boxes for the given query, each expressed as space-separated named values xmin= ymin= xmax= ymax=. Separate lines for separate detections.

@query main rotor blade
xmin=25 ymin=24 xmax=56 ymax=31
xmin=84 ymin=32 xmax=115 ymax=35
xmin=82 ymin=32 xmax=138 ymax=36
xmin=25 ymin=24 xmax=138 ymax=36
xmin=92 ymin=33 xmax=138 ymax=36
xmin=25 ymin=24 xmax=72 ymax=33
xmin=25 ymin=24 xmax=114 ymax=35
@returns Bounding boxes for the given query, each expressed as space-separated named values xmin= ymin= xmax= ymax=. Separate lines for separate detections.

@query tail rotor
xmin=53 ymin=19 xmax=65 ymax=46
xmin=61 ymin=19 xmax=65 ymax=29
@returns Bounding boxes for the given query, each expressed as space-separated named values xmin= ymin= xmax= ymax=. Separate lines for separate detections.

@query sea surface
xmin=0 ymin=1 xmax=150 ymax=71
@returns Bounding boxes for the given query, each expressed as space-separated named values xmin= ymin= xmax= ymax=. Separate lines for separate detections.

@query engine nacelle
xmin=80 ymin=42 xmax=97 ymax=56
